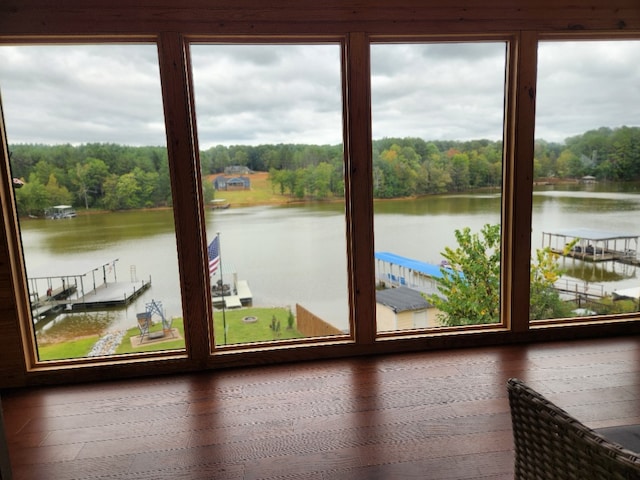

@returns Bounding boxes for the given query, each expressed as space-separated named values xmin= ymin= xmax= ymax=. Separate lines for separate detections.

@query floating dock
xmin=29 ymin=259 xmax=151 ymax=320
xmin=212 ymin=279 xmax=252 ymax=308
xmin=211 ymin=263 xmax=252 ymax=309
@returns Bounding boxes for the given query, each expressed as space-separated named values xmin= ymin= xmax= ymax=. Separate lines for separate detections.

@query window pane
xmin=371 ymin=42 xmax=506 ymax=332
xmin=531 ymin=40 xmax=640 ymax=322
xmin=0 ymin=44 xmax=185 ymax=359
xmin=190 ymin=44 xmax=349 ymax=346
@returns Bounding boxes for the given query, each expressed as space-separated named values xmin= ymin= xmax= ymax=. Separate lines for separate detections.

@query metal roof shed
xmin=376 ymin=286 xmax=431 ymax=313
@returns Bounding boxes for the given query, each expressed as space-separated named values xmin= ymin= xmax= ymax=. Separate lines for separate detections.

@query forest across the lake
xmin=9 ymin=125 xmax=640 ymax=216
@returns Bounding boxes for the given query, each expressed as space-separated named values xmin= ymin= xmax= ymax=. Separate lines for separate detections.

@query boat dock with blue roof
xmin=375 ymin=251 xmax=451 ymax=297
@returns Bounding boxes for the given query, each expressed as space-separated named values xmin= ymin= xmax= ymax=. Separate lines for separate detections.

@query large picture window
xmin=0 ymin=30 xmax=638 ymax=380
xmin=189 ymin=43 xmax=350 ymax=347
xmin=370 ymin=41 xmax=507 ymax=333
xmin=531 ymin=40 xmax=640 ymax=323
xmin=0 ymin=44 xmax=185 ymax=361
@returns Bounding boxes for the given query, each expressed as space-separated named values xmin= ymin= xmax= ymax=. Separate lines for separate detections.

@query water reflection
xmin=16 ymin=183 xmax=640 ymax=334
xmin=374 ymin=191 xmax=501 ymax=216
xmin=560 ymin=258 xmax=637 ymax=283
xmin=21 ymin=209 xmax=176 ymax=253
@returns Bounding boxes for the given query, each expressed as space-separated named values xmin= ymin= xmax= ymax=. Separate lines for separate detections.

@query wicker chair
xmin=507 ymin=378 xmax=640 ymax=480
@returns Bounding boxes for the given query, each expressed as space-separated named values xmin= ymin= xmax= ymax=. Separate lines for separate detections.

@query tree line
xmin=10 ymin=143 xmax=171 ymax=216
xmin=535 ymin=126 xmax=640 ymax=181
xmin=8 ymin=126 xmax=640 ymax=216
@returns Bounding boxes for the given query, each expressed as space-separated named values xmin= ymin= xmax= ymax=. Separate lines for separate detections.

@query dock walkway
xmin=212 ymin=280 xmax=252 ymax=309
xmin=32 ymin=280 xmax=151 ymax=319
xmin=66 ymin=280 xmax=151 ymax=310
xmin=29 ymin=259 xmax=151 ymax=320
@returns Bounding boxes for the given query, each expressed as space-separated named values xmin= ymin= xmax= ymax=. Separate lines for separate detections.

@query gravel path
xmin=87 ymin=330 xmax=126 ymax=356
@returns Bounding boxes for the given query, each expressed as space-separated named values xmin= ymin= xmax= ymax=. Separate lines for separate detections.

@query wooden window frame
xmin=1 ymin=26 xmax=640 ymax=385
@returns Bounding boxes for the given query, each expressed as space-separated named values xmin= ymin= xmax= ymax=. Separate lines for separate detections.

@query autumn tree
xmin=529 ymin=246 xmax=573 ymax=320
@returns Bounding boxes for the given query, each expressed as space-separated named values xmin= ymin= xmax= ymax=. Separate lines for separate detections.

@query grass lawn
xmin=208 ymin=172 xmax=287 ymax=206
xmin=36 ymin=306 xmax=305 ymax=360
xmin=38 ymin=335 xmax=100 ymax=361
xmin=213 ymin=306 xmax=303 ymax=345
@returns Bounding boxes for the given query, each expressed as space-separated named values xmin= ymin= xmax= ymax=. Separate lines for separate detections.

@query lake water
xmin=18 ymin=182 xmax=640 ymax=333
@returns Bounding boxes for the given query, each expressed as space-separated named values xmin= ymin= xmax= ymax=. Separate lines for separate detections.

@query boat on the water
xmin=45 ymin=205 xmax=77 ymax=219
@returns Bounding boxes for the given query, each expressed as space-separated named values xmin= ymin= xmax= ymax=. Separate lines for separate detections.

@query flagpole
xmin=217 ymin=231 xmax=227 ymax=345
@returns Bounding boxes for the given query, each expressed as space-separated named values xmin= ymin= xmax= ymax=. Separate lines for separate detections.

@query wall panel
xmin=0 ymin=0 xmax=638 ymax=36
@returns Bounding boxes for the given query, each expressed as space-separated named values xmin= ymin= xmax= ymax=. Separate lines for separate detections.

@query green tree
xmin=609 ymin=126 xmax=640 ymax=181
xmin=449 ymin=153 xmax=470 ymax=191
xmin=84 ymin=158 xmax=110 ymax=199
xmin=202 ymin=175 xmax=215 ymax=204
xmin=102 ymin=173 xmax=141 ymax=210
xmin=33 ymin=159 xmax=64 ymax=186
xmin=69 ymin=159 xmax=110 ymax=209
xmin=555 ymin=149 xmax=581 ymax=178
xmin=210 ymin=145 xmax=231 ymax=173
xmin=306 ymin=162 xmax=334 ymax=199
xmin=232 ymin=148 xmax=249 ymax=167
xmin=132 ymin=167 xmax=159 ymax=207
xmin=529 ymin=246 xmax=573 ymax=320
xmin=374 ymin=144 xmax=420 ymax=197
xmin=268 ymin=168 xmax=285 ymax=194
xmin=14 ymin=173 xmax=49 ymax=216
xmin=429 ymin=224 xmax=571 ymax=326
xmin=468 ymin=152 xmax=491 ymax=188
xmin=429 ymin=224 xmax=501 ymax=326
xmin=44 ymin=173 xmax=73 ymax=207
xmin=69 ymin=162 xmax=91 ymax=209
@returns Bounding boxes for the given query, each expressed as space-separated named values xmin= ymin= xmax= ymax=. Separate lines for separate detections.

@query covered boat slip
xmin=542 ymin=228 xmax=639 ymax=263
xmin=375 ymin=251 xmax=446 ymax=298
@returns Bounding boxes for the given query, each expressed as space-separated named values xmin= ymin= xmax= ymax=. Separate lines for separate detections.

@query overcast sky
xmin=0 ymin=40 xmax=639 ymax=148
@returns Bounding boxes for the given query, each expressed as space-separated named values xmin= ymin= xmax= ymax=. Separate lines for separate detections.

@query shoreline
xmin=17 ymin=176 xmax=616 ymax=220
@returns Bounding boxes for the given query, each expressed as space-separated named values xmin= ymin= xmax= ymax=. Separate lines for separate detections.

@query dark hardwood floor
xmin=3 ymin=336 xmax=640 ymax=479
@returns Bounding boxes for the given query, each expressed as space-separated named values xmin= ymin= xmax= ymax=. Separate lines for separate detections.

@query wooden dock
xmin=553 ymin=278 xmax=606 ymax=303
xmin=67 ymin=279 xmax=151 ymax=309
xmin=32 ymin=280 xmax=151 ymax=319
xmin=212 ymin=280 xmax=252 ymax=309
xmin=29 ymin=259 xmax=151 ymax=320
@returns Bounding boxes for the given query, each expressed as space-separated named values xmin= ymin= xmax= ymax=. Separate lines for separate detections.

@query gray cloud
xmin=0 ymin=40 xmax=638 ymax=150
xmin=190 ymin=44 xmax=343 ymax=146
xmin=535 ymin=41 xmax=640 ymax=143
xmin=0 ymin=44 xmax=165 ymax=146
xmin=371 ymin=42 xmax=506 ymax=141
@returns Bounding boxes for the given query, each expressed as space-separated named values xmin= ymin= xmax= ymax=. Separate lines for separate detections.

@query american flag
xmin=207 ymin=236 xmax=220 ymax=275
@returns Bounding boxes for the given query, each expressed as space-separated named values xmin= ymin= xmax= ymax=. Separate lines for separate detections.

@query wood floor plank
xmin=2 ymin=336 xmax=640 ymax=479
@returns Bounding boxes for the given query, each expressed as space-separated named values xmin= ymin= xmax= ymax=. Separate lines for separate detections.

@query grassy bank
xmin=36 ymin=306 xmax=302 ymax=360
xmin=207 ymin=172 xmax=287 ymax=206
